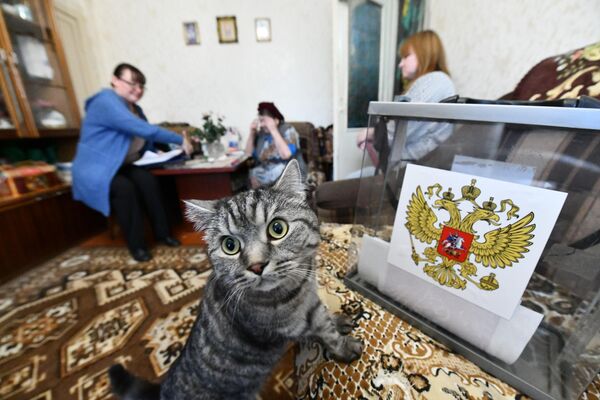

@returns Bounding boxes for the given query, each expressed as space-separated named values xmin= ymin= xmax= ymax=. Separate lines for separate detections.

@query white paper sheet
xmin=16 ymin=35 xmax=53 ymax=80
xmin=133 ymin=149 xmax=183 ymax=166
xmin=388 ymin=164 xmax=567 ymax=319
xmin=358 ymin=235 xmax=543 ymax=364
xmin=451 ymin=155 xmax=535 ymax=186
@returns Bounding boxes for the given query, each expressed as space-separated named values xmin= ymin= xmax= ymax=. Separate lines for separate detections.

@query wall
xmin=56 ymin=1 xmax=600 ymax=178
xmin=424 ymin=0 xmax=600 ymax=99
xmin=79 ymin=0 xmax=333 ymax=139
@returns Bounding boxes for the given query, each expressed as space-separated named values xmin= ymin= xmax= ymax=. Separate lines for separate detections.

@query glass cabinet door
xmin=0 ymin=47 xmax=23 ymax=138
xmin=0 ymin=0 xmax=79 ymax=135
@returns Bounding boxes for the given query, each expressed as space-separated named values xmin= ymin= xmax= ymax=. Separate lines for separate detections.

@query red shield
xmin=437 ymin=226 xmax=474 ymax=262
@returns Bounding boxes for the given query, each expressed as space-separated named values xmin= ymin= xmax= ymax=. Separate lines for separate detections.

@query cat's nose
xmin=248 ymin=262 xmax=268 ymax=275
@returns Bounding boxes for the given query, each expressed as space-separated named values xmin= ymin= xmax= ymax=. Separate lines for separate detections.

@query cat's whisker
xmin=277 ymin=270 xmax=326 ymax=283
xmin=217 ymin=277 xmax=252 ymax=315
xmin=274 ymin=268 xmax=322 ymax=282
xmin=217 ymin=287 xmax=240 ymax=315
xmin=279 ymin=272 xmax=327 ymax=286
xmin=281 ymin=266 xmax=329 ymax=280
xmin=231 ymin=285 xmax=247 ymax=322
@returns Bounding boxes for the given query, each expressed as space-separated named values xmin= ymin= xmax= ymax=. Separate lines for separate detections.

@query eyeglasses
xmin=118 ymin=77 xmax=146 ymax=90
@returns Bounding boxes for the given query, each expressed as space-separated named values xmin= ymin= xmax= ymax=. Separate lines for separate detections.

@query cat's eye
xmin=221 ymin=236 xmax=241 ymax=255
xmin=267 ymin=219 xmax=288 ymax=240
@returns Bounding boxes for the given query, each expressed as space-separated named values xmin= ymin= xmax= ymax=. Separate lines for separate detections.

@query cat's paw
xmin=331 ymin=336 xmax=363 ymax=363
xmin=334 ymin=313 xmax=355 ymax=335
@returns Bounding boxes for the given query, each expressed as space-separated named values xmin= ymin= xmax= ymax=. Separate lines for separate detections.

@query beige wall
xmin=425 ymin=0 xmax=600 ymax=99
xmin=71 ymin=0 xmax=333 ymax=138
xmin=53 ymin=0 xmax=600 ymax=174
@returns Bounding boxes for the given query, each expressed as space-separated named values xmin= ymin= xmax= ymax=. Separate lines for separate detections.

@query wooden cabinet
xmin=0 ymin=0 xmax=79 ymax=139
xmin=0 ymin=186 xmax=105 ymax=283
xmin=0 ymin=2 xmax=96 ymax=282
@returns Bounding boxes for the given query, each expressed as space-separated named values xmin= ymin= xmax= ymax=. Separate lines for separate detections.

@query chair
xmin=288 ymin=121 xmax=333 ymax=186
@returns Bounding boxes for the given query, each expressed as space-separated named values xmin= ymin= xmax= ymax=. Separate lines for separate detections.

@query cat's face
xmin=185 ymin=161 xmax=319 ymax=291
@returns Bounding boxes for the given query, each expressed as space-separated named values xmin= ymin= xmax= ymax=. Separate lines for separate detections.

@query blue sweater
xmin=72 ymin=89 xmax=183 ymax=216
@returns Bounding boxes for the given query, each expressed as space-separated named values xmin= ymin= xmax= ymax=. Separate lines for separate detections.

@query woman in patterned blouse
xmin=245 ymin=102 xmax=306 ymax=188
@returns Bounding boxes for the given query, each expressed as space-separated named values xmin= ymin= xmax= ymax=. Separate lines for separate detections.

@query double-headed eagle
xmin=405 ymin=179 xmax=536 ymax=291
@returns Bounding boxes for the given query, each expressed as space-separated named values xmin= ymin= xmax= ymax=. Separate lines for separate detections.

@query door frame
xmin=332 ymin=0 xmax=399 ymax=180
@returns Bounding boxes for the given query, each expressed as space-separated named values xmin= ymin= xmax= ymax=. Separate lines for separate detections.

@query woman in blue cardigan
xmin=72 ymin=63 xmax=193 ymax=262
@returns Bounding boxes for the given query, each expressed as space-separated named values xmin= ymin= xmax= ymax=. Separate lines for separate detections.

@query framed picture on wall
xmin=217 ymin=16 xmax=238 ymax=44
xmin=183 ymin=22 xmax=200 ymax=45
xmin=255 ymin=18 xmax=271 ymax=42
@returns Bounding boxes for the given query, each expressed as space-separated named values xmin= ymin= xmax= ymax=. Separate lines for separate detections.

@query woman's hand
xmin=182 ymin=130 xmax=194 ymax=156
xmin=263 ymin=116 xmax=278 ymax=133
xmin=250 ymin=118 xmax=260 ymax=133
xmin=356 ymin=128 xmax=375 ymax=150
xmin=263 ymin=118 xmax=292 ymax=160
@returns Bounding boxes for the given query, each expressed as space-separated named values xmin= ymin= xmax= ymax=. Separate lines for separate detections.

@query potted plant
xmin=190 ymin=112 xmax=227 ymax=158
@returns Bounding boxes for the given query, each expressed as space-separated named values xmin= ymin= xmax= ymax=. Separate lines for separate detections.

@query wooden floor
xmin=81 ymin=225 xmax=205 ymax=247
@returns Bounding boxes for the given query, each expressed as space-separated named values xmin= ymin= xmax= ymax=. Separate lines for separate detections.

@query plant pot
xmin=204 ymin=141 xmax=225 ymax=159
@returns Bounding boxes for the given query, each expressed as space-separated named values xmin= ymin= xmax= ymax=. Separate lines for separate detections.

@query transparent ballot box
xmin=345 ymin=101 xmax=600 ymax=400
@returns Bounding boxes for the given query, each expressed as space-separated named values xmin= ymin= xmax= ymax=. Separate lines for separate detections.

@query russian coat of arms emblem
xmin=405 ymin=179 xmax=536 ymax=291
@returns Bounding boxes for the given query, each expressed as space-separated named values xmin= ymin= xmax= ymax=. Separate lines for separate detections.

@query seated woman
xmin=317 ymin=30 xmax=456 ymax=216
xmin=72 ymin=63 xmax=193 ymax=262
xmin=358 ymin=29 xmax=456 ymax=165
xmin=245 ymin=102 xmax=306 ymax=188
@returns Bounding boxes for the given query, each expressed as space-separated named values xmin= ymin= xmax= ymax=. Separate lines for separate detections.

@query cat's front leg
xmin=304 ymin=301 xmax=363 ymax=363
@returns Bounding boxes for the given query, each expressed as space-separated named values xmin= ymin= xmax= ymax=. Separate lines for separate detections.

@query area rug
xmin=1 ymin=226 xmax=598 ymax=400
xmin=0 ymin=245 xmax=295 ymax=400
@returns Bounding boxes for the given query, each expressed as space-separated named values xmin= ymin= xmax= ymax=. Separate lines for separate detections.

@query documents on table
xmin=133 ymin=149 xmax=183 ymax=166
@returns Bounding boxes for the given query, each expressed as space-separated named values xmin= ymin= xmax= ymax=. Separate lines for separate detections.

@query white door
xmin=53 ymin=0 xmax=100 ymax=114
xmin=332 ymin=0 xmax=399 ymax=180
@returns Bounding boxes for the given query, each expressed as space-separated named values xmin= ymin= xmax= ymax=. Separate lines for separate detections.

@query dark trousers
xmin=109 ymin=164 xmax=171 ymax=251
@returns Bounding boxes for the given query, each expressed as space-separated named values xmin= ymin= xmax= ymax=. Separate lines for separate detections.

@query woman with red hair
xmin=318 ymin=30 xmax=455 ymax=215
xmin=357 ymin=30 xmax=455 ymax=162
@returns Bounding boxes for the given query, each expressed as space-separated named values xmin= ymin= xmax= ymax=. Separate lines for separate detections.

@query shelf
xmin=0 ymin=182 xmax=70 ymax=212
xmin=36 ymin=127 xmax=78 ymax=137
xmin=2 ymin=11 xmax=43 ymax=39
xmin=0 ymin=128 xmax=18 ymax=139
xmin=25 ymin=77 xmax=66 ymax=90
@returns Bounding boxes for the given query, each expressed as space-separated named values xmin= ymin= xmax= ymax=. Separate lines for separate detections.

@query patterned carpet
xmin=0 ymin=225 xmax=598 ymax=399
xmin=0 ymin=245 xmax=295 ymax=400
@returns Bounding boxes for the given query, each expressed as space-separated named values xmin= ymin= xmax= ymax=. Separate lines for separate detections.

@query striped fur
xmin=110 ymin=160 xmax=362 ymax=400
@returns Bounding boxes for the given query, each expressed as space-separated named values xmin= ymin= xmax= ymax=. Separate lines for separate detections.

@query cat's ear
xmin=183 ymin=199 xmax=217 ymax=231
xmin=273 ymin=159 xmax=304 ymax=193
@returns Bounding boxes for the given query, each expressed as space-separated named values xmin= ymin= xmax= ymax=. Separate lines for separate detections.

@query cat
xmin=109 ymin=159 xmax=363 ymax=400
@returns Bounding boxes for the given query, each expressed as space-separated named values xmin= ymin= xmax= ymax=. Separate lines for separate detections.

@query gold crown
xmin=482 ymin=197 xmax=497 ymax=211
xmin=461 ymin=179 xmax=481 ymax=201
xmin=480 ymin=273 xmax=499 ymax=290
xmin=442 ymin=187 xmax=455 ymax=200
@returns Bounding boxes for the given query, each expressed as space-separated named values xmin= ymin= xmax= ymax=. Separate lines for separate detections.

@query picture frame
xmin=182 ymin=22 xmax=200 ymax=45
xmin=255 ymin=18 xmax=271 ymax=42
xmin=216 ymin=16 xmax=238 ymax=44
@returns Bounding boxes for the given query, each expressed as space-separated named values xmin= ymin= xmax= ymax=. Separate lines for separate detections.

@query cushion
xmin=503 ymin=41 xmax=600 ymax=101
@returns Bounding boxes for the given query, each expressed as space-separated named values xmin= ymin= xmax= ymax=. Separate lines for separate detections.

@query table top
xmin=151 ymin=154 xmax=249 ymax=176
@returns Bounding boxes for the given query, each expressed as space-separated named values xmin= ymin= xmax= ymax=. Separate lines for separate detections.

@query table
xmin=151 ymin=156 xmax=250 ymax=228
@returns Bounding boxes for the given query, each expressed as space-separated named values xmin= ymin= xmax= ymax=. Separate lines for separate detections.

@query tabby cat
xmin=109 ymin=160 xmax=363 ymax=399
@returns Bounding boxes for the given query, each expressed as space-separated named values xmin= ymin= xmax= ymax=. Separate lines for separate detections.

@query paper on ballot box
xmin=358 ymin=235 xmax=543 ymax=364
xmin=388 ymin=164 xmax=566 ymax=319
